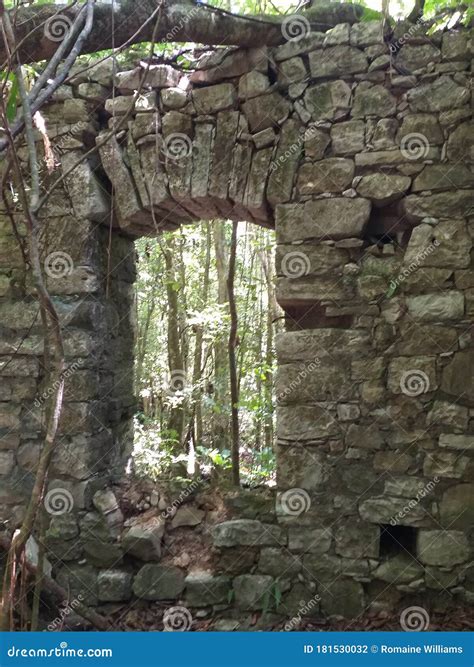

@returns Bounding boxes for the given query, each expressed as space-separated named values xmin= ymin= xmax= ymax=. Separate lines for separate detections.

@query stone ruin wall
xmin=0 ymin=19 xmax=473 ymax=624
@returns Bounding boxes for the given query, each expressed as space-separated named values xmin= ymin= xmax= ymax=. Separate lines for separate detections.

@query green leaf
xmin=6 ymin=74 xmax=19 ymax=123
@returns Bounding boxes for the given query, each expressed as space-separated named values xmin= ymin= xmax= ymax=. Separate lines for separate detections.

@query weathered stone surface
xmin=238 ymin=70 xmax=270 ymax=99
xmin=423 ymin=451 xmax=469 ymax=479
xmin=276 ymin=329 xmax=369 ymax=363
xmin=171 ymin=505 xmax=205 ymax=529
xmin=439 ymin=484 xmax=474 ymax=530
xmin=427 ymin=401 xmax=469 ymax=431
xmin=324 ymin=23 xmax=350 ymax=46
xmin=192 ymin=83 xmax=236 ymax=114
xmin=278 ymin=57 xmax=308 ymax=85
xmin=161 ymin=87 xmax=188 ymax=109
xmin=56 ymin=565 xmax=98 ymax=606
xmin=359 ymin=497 xmax=431 ymax=527
xmin=417 ymin=530 xmax=470 ymax=566
xmin=387 ymin=356 xmax=437 ymax=395
xmin=276 ymin=406 xmax=338 ymax=443
xmin=242 ymin=91 xmax=291 ymax=132
xmin=122 ymin=516 xmax=164 ymax=561
xmin=233 ymin=574 xmax=274 ymax=610
xmin=185 ymin=573 xmax=231 ymax=606
xmin=275 ymin=244 xmax=348 ymax=277
xmin=335 ymin=521 xmax=379 ymax=558
xmin=212 ymin=519 xmax=285 ymax=547
xmin=276 ymin=359 xmax=354 ymax=403
xmin=412 ymin=164 xmax=473 ymax=192
xmin=447 ymin=121 xmax=473 ymax=162
xmin=267 ymin=119 xmax=303 ymax=206
xmin=352 ymin=84 xmax=396 ymax=118
xmin=397 ymin=113 xmax=444 ymax=145
xmin=406 ymin=292 xmax=464 ymax=321
xmin=330 ymin=120 xmax=365 ymax=155
xmin=442 ymin=31 xmax=468 ymax=59
xmin=356 ymin=147 xmax=438 ymax=167
xmin=98 ymin=570 xmax=133 ymax=602
xmin=346 ymin=423 xmax=383 ymax=450
xmin=441 ymin=351 xmax=474 ymax=406
xmin=407 ymin=76 xmax=470 ymax=112
xmin=277 ymin=444 xmax=330 ymax=491
xmin=297 ymin=158 xmax=354 ymax=194
xmin=276 ymin=199 xmax=371 ymax=243
xmin=304 ymin=80 xmax=351 ymax=121
xmin=356 ymin=173 xmax=410 ymax=206
xmin=274 ymin=33 xmax=325 ymax=61
xmin=287 ymin=527 xmax=332 ymax=554
xmin=439 ymin=434 xmax=474 ymax=451
xmin=404 ymin=220 xmax=471 ymax=269
xmin=258 ymin=547 xmax=301 ymax=577
xmin=374 ymin=554 xmax=423 ymax=584
xmin=309 ymin=46 xmax=367 ymax=78
xmin=133 ymin=564 xmax=185 ymax=600
xmin=97 ymin=135 xmax=146 ymax=226
xmin=350 ymin=21 xmax=385 ymax=47
xmin=396 ymin=44 xmax=441 ymax=71
xmin=60 ymin=152 xmax=109 ymax=223
xmin=320 ymin=578 xmax=365 ymax=618
xmin=304 ymin=127 xmax=330 ymax=159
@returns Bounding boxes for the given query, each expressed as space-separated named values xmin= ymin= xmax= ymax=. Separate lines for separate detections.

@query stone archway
xmin=1 ymin=19 xmax=473 ymax=621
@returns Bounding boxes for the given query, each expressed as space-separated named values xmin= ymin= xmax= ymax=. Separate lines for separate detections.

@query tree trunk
xmin=162 ymin=236 xmax=185 ymax=449
xmin=191 ymin=222 xmax=211 ymax=448
xmin=1 ymin=1 xmax=365 ymax=65
xmin=213 ymin=222 xmax=230 ymax=450
xmin=227 ymin=221 xmax=240 ymax=487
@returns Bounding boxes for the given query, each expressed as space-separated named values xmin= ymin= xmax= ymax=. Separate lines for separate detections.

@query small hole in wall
xmin=364 ymin=203 xmax=414 ymax=250
xmin=379 ymin=524 xmax=417 ymax=558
